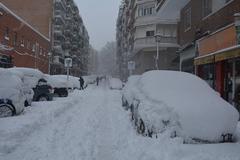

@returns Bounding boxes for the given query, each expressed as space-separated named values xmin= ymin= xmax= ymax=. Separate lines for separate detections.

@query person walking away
xmin=96 ymin=77 xmax=99 ymax=86
xmin=79 ymin=77 xmax=84 ymax=90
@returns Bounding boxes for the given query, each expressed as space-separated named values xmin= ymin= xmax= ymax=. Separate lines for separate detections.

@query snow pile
xmin=123 ymin=70 xmax=239 ymax=142
xmin=109 ymin=78 xmax=123 ymax=90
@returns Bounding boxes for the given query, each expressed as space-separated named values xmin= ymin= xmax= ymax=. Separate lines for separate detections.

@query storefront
xmin=195 ymin=24 xmax=240 ymax=111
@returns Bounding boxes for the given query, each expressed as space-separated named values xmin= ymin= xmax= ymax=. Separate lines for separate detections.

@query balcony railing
xmin=134 ymin=36 xmax=178 ymax=51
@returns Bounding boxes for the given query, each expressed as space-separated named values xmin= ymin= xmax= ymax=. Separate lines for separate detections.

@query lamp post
xmin=155 ymin=34 xmax=162 ymax=70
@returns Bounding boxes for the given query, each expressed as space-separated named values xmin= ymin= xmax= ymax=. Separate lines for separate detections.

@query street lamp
xmin=155 ymin=34 xmax=162 ymax=70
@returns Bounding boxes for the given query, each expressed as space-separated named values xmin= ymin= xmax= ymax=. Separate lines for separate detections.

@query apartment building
xmin=52 ymin=0 xmax=89 ymax=76
xmin=178 ymin=0 xmax=240 ymax=110
xmin=116 ymin=0 xmax=189 ymax=79
xmin=0 ymin=0 xmax=90 ymax=76
xmin=0 ymin=3 xmax=50 ymax=73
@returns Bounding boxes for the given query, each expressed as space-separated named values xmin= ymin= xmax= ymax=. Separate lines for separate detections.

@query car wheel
xmin=24 ymin=100 xmax=29 ymax=107
xmin=38 ymin=95 xmax=48 ymax=101
xmin=0 ymin=103 xmax=15 ymax=118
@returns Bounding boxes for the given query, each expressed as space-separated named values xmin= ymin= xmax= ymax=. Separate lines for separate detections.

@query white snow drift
xmin=122 ymin=70 xmax=239 ymax=142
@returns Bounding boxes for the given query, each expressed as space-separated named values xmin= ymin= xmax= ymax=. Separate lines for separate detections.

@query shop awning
xmin=194 ymin=45 xmax=240 ymax=65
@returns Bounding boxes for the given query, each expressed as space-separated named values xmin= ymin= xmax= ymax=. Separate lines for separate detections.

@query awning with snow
xmin=194 ymin=45 xmax=240 ymax=65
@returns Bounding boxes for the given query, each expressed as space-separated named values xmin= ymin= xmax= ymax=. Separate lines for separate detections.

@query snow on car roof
xmin=0 ymin=69 xmax=23 ymax=90
xmin=7 ymin=67 xmax=44 ymax=78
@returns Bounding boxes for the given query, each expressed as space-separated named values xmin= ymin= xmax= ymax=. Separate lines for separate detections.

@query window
xmin=146 ymin=31 xmax=154 ymax=37
xmin=184 ymin=8 xmax=191 ymax=31
xmin=138 ymin=6 xmax=154 ymax=17
xmin=4 ymin=27 xmax=10 ymax=40
xmin=36 ymin=43 xmax=39 ymax=54
xmin=40 ymin=47 xmax=43 ymax=55
xmin=202 ymin=0 xmax=212 ymax=17
xmin=20 ymin=36 xmax=25 ymax=47
xmin=32 ymin=44 xmax=36 ymax=52
xmin=27 ymin=40 xmax=31 ymax=50
xmin=13 ymin=32 xmax=18 ymax=46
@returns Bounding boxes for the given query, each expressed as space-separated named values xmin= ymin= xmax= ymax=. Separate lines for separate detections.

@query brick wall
xmin=0 ymin=0 xmax=52 ymax=39
xmin=178 ymin=0 xmax=240 ymax=46
xmin=0 ymin=4 xmax=50 ymax=73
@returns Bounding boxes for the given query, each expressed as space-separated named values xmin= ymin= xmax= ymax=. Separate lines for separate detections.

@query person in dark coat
xmin=234 ymin=85 xmax=240 ymax=112
xmin=79 ymin=76 xmax=84 ymax=90
xmin=96 ymin=77 xmax=99 ymax=86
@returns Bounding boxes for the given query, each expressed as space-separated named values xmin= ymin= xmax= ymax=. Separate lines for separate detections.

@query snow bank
xmin=109 ymin=78 xmax=123 ymax=90
xmin=124 ymin=71 xmax=239 ymax=142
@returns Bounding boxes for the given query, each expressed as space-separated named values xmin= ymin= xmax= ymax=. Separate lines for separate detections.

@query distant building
xmin=0 ymin=3 xmax=50 ymax=73
xmin=52 ymin=0 xmax=90 ymax=76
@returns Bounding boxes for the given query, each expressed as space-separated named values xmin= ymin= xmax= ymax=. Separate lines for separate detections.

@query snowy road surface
xmin=0 ymin=85 xmax=240 ymax=160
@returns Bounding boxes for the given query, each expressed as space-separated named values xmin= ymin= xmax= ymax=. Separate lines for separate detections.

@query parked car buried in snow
xmin=122 ymin=71 xmax=239 ymax=143
xmin=0 ymin=69 xmax=28 ymax=117
xmin=109 ymin=78 xmax=123 ymax=90
xmin=7 ymin=68 xmax=53 ymax=102
xmin=45 ymin=75 xmax=80 ymax=97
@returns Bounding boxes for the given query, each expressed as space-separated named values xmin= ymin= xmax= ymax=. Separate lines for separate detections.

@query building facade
xmin=116 ymin=0 xmax=188 ymax=80
xmin=51 ymin=0 xmax=90 ymax=76
xmin=0 ymin=0 xmax=52 ymax=39
xmin=0 ymin=3 xmax=50 ymax=73
xmin=178 ymin=0 xmax=240 ymax=111
xmin=0 ymin=0 xmax=90 ymax=76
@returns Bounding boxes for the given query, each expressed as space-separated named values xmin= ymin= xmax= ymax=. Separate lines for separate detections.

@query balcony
xmin=54 ymin=25 xmax=64 ymax=35
xmin=133 ymin=36 xmax=178 ymax=53
xmin=55 ymin=0 xmax=66 ymax=11
xmin=54 ymin=10 xmax=65 ymax=24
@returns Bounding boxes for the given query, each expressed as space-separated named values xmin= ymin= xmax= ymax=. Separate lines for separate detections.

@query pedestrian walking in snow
xmin=79 ymin=76 xmax=84 ymax=90
xmin=96 ymin=77 xmax=99 ymax=86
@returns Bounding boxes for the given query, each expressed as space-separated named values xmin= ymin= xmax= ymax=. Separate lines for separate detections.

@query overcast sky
xmin=75 ymin=0 xmax=120 ymax=51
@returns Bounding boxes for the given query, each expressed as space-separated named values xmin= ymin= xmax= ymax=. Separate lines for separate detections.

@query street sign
xmin=128 ymin=61 xmax=135 ymax=70
xmin=64 ymin=58 xmax=72 ymax=68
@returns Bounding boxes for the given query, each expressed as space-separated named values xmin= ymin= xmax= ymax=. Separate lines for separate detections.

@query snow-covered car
xmin=45 ymin=75 xmax=81 ymax=97
xmin=7 ymin=67 xmax=53 ymax=102
xmin=109 ymin=78 xmax=123 ymax=90
xmin=0 ymin=69 xmax=27 ymax=117
xmin=122 ymin=71 xmax=239 ymax=143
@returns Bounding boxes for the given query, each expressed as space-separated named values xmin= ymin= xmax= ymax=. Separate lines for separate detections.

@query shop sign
xmin=194 ymin=55 xmax=214 ymax=66
xmin=215 ymin=48 xmax=240 ymax=62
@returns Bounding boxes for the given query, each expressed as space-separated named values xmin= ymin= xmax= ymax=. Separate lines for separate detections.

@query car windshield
xmin=0 ymin=0 xmax=240 ymax=160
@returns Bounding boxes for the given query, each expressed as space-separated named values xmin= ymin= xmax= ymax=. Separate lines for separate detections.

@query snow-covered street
xmin=0 ymin=84 xmax=240 ymax=160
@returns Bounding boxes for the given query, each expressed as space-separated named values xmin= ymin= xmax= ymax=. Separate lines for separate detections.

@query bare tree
xmin=97 ymin=41 xmax=118 ymax=76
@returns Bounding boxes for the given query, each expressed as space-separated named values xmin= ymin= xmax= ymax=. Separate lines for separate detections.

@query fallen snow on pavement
xmin=0 ymin=85 xmax=240 ymax=160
